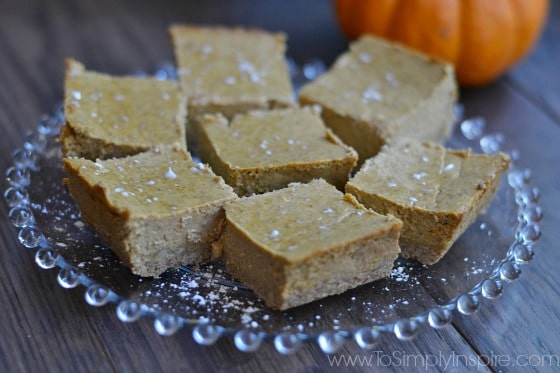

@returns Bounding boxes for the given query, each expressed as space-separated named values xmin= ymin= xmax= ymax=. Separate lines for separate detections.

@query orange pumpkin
xmin=335 ymin=0 xmax=549 ymax=86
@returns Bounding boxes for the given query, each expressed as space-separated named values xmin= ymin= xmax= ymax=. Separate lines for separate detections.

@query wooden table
xmin=1 ymin=1 xmax=559 ymax=371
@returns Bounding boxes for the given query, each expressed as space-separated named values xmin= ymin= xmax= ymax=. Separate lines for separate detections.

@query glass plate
xmin=4 ymin=62 xmax=542 ymax=354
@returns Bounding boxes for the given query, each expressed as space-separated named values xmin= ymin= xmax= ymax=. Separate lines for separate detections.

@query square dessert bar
xmin=61 ymin=59 xmax=187 ymax=160
xmin=63 ymin=146 xmax=237 ymax=277
xmin=299 ymin=35 xmax=457 ymax=162
xmin=218 ymin=179 xmax=402 ymax=310
xmin=169 ymin=25 xmax=295 ymax=148
xmin=346 ymin=138 xmax=510 ymax=265
xmin=199 ymin=107 xmax=358 ymax=196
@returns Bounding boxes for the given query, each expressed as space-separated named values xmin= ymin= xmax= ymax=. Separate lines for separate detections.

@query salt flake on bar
xmin=165 ymin=167 xmax=177 ymax=179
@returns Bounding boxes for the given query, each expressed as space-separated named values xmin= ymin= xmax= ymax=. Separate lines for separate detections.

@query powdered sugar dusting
xmin=137 ymin=264 xmax=265 ymax=328
xmin=390 ymin=266 xmax=410 ymax=282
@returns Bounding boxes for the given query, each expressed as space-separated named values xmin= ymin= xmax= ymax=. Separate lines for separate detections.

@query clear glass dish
xmin=3 ymin=62 xmax=542 ymax=354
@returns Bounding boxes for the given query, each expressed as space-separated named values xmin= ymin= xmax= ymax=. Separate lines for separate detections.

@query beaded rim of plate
xmin=3 ymin=61 xmax=542 ymax=354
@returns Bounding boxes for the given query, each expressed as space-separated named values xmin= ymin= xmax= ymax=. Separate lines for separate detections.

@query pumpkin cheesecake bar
xmin=169 ymin=25 xmax=295 ymax=149
xmin=199 ymin=107 xmax=358 ymax=196
xmin=61 ymin=59 xmax=187 ymax=160
xmin=218 ymin=179 xmax=402 ymax=310
xmin=345 ymin=138 xmax=510 ymax=265
xmin=63 ymin=146 xmax=237 ymax=277
xmin=299 ymin=35 xmax=457 ymax=162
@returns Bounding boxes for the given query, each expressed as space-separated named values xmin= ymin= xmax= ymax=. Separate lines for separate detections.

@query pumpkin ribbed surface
xmin=335 ymin=0 xmax=548 ymax=86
